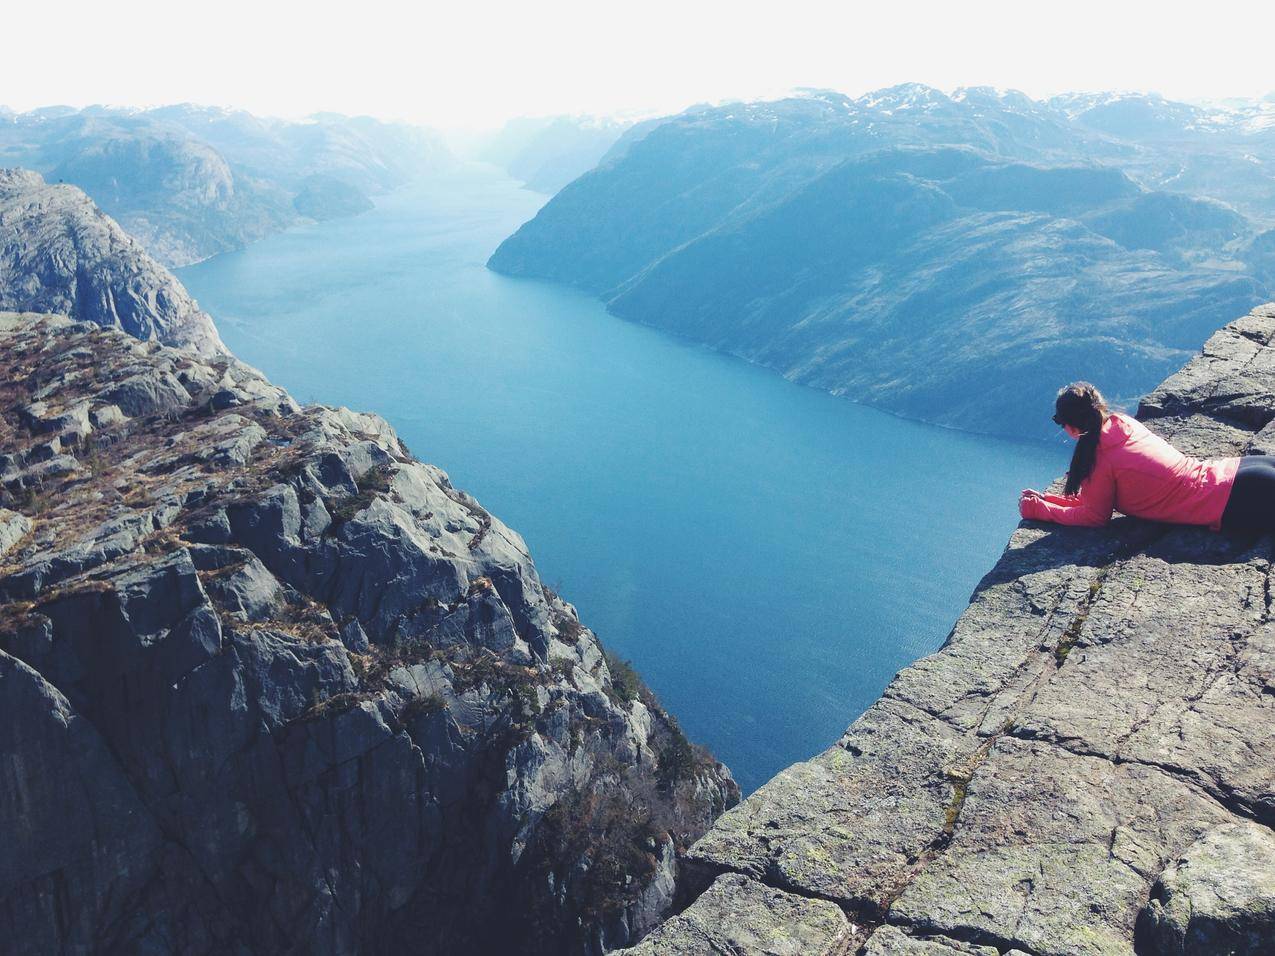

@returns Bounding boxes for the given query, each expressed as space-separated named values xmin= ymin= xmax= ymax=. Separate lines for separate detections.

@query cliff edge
xmin=622 ymin=303 xmax=1275 ymax=955
xmin=0 ymin=169 xmax=223 ymax=354
xmin=0 ymin=312 xmax=736 ymax=954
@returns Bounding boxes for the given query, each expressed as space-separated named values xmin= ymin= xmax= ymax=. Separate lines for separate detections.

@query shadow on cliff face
xmin=972 ymin=518 xmax=1162 ymax=596
xmin=977 ymin=518 xmax=1273 ymax=599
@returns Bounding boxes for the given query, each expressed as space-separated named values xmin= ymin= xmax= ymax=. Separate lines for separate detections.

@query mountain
xmin=0 ymin=168 xmax=223 ymax=353
xmin=478 ymin=115 xmax=632 ymax=194
xmin=1053 ymin=92 xmax=1275 ymax=223
xmin=486 ymin=87 xmax=1142 ymax=302
xmin=491 ymin=104 xmax=1269 ymax=437
xmin=291 ymin=173 xmax=375 ymax=220
xmin=0 ymin=162 xmax=735 ymax=952
xmin=146 ymin=105 xmax=453 ymax=194
xmin=0 ymin=106 xmax=453 ymax=266
xmin=621 ymin=302 xmax=1275 ymax=955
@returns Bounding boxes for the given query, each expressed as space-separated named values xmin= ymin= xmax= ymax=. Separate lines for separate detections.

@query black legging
xmin=1221 ymin=455 xmax=1275 ymax=533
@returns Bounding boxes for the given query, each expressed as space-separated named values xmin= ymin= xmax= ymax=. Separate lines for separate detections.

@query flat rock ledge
xmin=620 ymin=303 xmax=1275 ymax=956
xmin=621 ymin=872 xmax=852 ymax=955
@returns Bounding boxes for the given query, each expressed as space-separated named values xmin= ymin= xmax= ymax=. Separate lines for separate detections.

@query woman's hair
xmin=1054 ymin=382 xmax=1110 ymax=495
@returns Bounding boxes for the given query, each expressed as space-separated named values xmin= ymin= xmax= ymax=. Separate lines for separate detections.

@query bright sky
xmin=4 ymin=0 xmax=1273 ymax=129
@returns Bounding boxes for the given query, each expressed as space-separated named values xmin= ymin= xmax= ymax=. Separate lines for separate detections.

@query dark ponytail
xmin=1055 ymin=382 xmax=1109 ymax=495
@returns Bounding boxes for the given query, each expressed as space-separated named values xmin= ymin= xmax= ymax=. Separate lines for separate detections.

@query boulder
xmin=1140 ymin=823 xmax=1275 ymax=955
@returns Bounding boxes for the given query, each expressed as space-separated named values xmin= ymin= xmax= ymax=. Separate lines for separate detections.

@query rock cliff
xmin=0 ymin=169 xmax=223 ymax=354
xmin=0 ymin=312 xmax=736 ymax=954
xmin=622 ymin=302 xmax=1275 ymax=954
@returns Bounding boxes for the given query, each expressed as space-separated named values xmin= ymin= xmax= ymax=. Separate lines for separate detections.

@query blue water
xmin=179 ymin=165 xmax=1062 ymax=793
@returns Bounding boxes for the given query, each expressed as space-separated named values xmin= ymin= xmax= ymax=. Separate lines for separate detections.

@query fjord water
xmin=179 ymin=165 xmax=1060 ymax=792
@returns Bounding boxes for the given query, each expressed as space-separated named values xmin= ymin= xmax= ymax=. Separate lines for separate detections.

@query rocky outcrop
xmin=0 ymin=169 xmax=223 ymax=354
xmin=0 ymin=312 xmax=736 ymax=954
xmin=623 ymin=303 xmax=1275 ymax=954
xmin=1140 ymin=823 xmax=1275 ymax=954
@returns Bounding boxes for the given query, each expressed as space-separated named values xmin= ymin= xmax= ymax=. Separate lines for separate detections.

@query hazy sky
xmin=4 ymin=0 xmax=1273 ymax=128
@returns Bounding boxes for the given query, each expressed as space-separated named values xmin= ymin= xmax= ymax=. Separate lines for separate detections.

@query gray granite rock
xmin=1140 ymin=822 xmax=1275 ymax=955
xmin=650 ymin=303 xmax=1275 ymax=954
xmin=0 ymin=509 xmax=30 ymax=557
xmin=0 ymin=649 xmax=167 ymax=953
xmin=0 ymin=169 xmax=223 ymax=353
xmin=862 ymin=926 xmax=999 ymax=955
xmin=0 ymin=312 xmax=737 ymax=955
xmin=615 ymin=872 xmax=852 ymax=955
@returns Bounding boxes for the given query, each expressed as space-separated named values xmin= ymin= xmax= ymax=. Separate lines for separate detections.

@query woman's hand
xmin=1019 ymin=489 xmax=1043 ymax=519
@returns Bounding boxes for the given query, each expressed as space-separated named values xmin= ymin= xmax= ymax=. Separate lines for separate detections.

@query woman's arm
xmin=1038 ymin=491 xmax=1079 ymax=505
xmin=1019 ymin=463 xmax=1116 ymax=527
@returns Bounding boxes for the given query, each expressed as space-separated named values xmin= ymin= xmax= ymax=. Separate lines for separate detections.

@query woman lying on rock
xmin=1018 ymin=381 xmax=1274 ymax=532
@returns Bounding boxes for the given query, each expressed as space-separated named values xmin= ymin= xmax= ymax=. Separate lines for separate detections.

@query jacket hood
xmin=1099 ymin=411 xmax=1136 ymax=449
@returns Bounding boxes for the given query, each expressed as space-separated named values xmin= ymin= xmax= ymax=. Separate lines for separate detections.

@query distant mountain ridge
xmin=0 ymin=105 xmax=453 ymax=266
xmin=489 ymin=85 xmax=1275 ymax=439
xmin=477 ymin=114 xmax=632 ymax=194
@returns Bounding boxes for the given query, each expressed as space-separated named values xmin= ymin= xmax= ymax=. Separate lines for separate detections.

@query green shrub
xmin=550 ymin=657 xmax=576 ymax=680
xmin=656 ymin=725 xmax=697 ymax=791
xmin=603 ymin=650 xmax=641 ymax=705
xmin=402 ymin=691 xmax=446 ymax=719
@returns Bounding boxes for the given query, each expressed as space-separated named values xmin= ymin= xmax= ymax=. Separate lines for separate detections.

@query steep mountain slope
xmin=0 ymin=106 xmax=452 ymax=265
xmin=1 ymin=110 xmax=293 ymax=266
xmin=487 ymin=87 xmax=1121 ymax=294
xmin=0 ymin=168 xmax=223 ymax=354
xmin=622 ymin=302 xmax=1275 ymax=955
xmin=0 ymin=311 xmax=736 ymax=954
xmin=494 ymin=127 xmax=1266 ymax=438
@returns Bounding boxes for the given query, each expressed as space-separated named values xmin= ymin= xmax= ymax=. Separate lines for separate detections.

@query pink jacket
xmin=1020 ymin=412 xmax=1240 ymax=529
